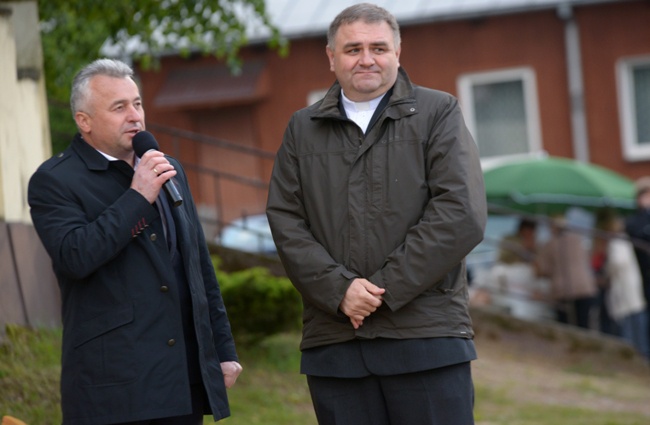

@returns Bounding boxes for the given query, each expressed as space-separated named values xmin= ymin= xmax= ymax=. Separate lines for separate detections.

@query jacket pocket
xmin=72 ymin=304 xmax=136 ymax=386
xmin=372 ymin=138 xmax=427 ymax=213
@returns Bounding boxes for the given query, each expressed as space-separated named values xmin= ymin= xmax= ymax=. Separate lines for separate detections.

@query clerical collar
xmin=341 ymin=91 xmax=386 ymax=133
xmin=341 ymin=91 xmax=385 ymax=112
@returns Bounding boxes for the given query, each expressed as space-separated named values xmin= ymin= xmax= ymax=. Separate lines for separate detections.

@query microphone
xmin=132 ymin=130 xmax=183 ymax=207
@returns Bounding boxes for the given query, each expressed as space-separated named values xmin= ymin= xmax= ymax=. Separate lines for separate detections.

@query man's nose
xmin=127 ymin=105 xmax=143 ymax=121
xmin=359 ymin=49 xmax=375 ymax=66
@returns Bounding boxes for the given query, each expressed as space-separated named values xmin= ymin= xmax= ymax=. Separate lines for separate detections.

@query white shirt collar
xmin=341 ymin=91 xmax=386 ymax=133
xmin=96 ymin=150 xmax=139 ymax=168
xmin=341 ymin=91 xmax=384 ymax=112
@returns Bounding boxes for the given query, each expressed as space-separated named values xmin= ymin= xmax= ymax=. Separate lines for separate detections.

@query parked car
xmin=467 ymin=207 xmax=594 ymax=283
xmin=218 ymin=211 xmax=599 ymax=282
xmin=217 ymin=214 xmax=277 ymax=255
xmin=465 ymin=214 xmax=521 ymax=280
xmin=218 ymin=213 xmax=527 ymax=275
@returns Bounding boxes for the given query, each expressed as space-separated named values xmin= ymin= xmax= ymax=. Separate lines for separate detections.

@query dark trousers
xmin=307 ymin=362 xmax=475 ymax=425
xmin=556 ymin=296 xmax=597 ymax=329
xmin=113 ymin=384 xmax=205 ymax=425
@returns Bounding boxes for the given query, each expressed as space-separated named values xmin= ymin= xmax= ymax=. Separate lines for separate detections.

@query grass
xmin=221 ymin=333 xmax=316 ymax=425
xmin=1 ymin=326 xmax=648 ymax=425
xmin=474 ymin=385 xmax=649 ymax=425
xmin=0 ymin=326 xmax=62 ymax=424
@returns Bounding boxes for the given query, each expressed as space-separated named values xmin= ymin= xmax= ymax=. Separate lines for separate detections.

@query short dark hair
xmin=327 ymin=3 xmax=400 ymax=50
xmin=517 ymin=218 xmax=537 ymax=233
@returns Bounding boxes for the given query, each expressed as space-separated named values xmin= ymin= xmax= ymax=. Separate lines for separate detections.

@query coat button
xmin=160 ymin=285 xmax=169 ymax=292
xmin=150 ymin=233 xmax=157 ymax=241
xmin=167 ymin=339 xmax=176 ymax=346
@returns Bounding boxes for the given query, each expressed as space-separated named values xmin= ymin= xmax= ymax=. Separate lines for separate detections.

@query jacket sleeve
xmin=28 ymin=167 xmax=158 ymax=280
xmin=368 ymin=95 xmax=487 ymax=311
xmin=266 ymin=119 xmax=355 ymax=316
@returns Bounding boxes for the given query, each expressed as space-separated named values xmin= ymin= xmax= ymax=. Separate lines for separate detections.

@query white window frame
xmin=457 ymin=67 xmax=542 ymax=166
xmin=616 ymin=55 xmax=650 ymax=161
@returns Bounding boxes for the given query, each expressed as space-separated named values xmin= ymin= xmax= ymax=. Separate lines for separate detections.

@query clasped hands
xmin=339 ymin=278 xmax=385 ymax=329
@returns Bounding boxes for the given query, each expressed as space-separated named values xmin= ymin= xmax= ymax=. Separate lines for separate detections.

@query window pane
xmin=634 ymin=64 xmax=650 ymax=145
xmin=473 ymin=80 xmax=528 ymax=158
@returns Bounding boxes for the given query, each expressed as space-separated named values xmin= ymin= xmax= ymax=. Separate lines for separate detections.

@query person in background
xmin=266 ymin=3 xmax=486 ymax=424
xmin=471 ymin=217 xmax=552 ymax=321
xmin=498 ymin=217 xmax=538 ymax=265
xmin=603 ymin=215 xmax=650 ymax=359
xmin=592 ymin=208 xmax=619 ymax=336
xmin=625 ymin=176 xmax=650 ymax=349
xmin=28 ymin=58 xmax=241 ymax=425
xmin=536 ymin=215 xmax=598 ymax=329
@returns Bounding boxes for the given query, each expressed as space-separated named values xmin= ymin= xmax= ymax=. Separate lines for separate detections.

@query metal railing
xmin=147 ymin=122 xmax=275 ymax=242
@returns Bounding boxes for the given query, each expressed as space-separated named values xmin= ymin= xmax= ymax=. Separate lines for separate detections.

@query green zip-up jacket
xmin=267 ymin=68 xmax=487 ymax=350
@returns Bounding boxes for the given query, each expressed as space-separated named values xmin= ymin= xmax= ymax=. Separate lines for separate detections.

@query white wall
xmin=0 ymin=1 xmax=51 ymax=223
xmin=0 ymin=1 xmax=59 ymax=329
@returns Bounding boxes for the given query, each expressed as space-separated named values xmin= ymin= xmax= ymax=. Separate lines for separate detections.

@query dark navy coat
xmin=28 ymin=134 xmax=237 ymax=425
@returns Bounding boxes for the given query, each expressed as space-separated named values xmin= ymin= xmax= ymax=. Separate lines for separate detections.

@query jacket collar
xmin=70 ymin=133 xmax=111 ymax=171
xmin=70 ymin=133 xmax=135 ymax=175
xmin=313 ymin=66 xmax=416 ymax=120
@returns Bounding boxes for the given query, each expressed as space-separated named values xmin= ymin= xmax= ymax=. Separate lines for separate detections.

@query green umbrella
xmin=483 ymin=156 xmax=636 ymax=214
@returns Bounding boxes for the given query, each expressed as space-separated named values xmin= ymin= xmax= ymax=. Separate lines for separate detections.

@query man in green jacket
xmin=266 ymin=3 xmax=486 ymax=425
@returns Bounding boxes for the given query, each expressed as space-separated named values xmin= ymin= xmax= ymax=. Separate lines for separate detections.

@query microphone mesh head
xmin=132 ymin=131 xmax=159 ymax=157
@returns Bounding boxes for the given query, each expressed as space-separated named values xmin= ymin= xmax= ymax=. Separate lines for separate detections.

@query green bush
xmin=213 ymin=260 xmax=302 ymax=344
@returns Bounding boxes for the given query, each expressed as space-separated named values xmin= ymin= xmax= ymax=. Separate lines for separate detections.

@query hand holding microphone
xmin=132 ymin=131 xmax=183 ymax=207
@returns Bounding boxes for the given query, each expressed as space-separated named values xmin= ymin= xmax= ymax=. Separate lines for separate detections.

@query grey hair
xmin=327 ymin=3 xmax=401 ymax=50
xmin=70 ymin=58 xmax=135 ymax=115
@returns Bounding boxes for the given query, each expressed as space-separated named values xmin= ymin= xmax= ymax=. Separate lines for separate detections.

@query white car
xmin=217 ymin=214 xmax=277 ymax=255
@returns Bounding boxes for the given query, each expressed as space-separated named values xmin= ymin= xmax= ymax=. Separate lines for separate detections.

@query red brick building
xmin=136 ymin=0 xmax=650 ymax=235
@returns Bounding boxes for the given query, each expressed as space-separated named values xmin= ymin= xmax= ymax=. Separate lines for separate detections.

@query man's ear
xmin=74 ymin=111 xmax=91 ymax=133
xmin=326 ymin=46 xmax=335 ymax=72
